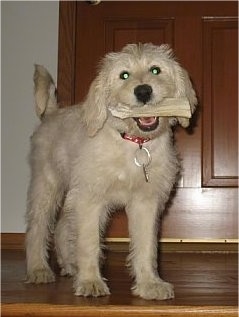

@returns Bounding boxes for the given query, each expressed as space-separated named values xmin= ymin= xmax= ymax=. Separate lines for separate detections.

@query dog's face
xmin=82 ymin=43 xmax=197 ymax=137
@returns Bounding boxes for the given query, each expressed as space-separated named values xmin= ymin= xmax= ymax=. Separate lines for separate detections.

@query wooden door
xmin=58 ymin=1 xmax=238 ymax=241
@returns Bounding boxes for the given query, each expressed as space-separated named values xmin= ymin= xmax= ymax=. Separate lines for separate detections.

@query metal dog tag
xmin=143 ymin=164 xmax=149 ymax=182
xmin=134 ymin=146 xmax=151 ymax=183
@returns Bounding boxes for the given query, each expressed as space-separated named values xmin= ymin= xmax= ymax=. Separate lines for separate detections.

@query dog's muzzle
xmin=133 ymin=84 xmax=158 ymax=131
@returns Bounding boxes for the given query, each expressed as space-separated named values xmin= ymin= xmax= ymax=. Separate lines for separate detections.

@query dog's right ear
xmin=34 ymin=65 xmax=57 ymax=120
xmin=81 ymin=73 xmax=108 ymax=137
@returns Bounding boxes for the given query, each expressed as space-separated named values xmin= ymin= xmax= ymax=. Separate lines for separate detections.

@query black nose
xmin=134 ymin=84 xmax=153 ymax=104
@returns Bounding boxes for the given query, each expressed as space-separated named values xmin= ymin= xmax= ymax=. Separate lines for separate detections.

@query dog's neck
xmin=120 ymin=132 xmax=150 ymax=146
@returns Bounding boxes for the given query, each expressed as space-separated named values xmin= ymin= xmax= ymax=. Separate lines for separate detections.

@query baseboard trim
xmin=1 ymin=233 xmax=25 ymax=250
xmin=1 ymin=233 xmax=238 ymax=252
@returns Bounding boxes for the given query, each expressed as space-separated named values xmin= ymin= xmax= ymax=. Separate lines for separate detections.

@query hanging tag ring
xmin=134 ymin=146 xmax=151 ymax=167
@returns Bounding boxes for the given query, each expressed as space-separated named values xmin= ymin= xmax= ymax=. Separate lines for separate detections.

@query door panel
xmin=109 ymin=188 xmax=238 ymax=239
xmin=58 ymin=1 xmax=238 ymax=240
xmin=202 ymin=18 xmax=238 ymax=187
xmin=105 ymin=18 xmax=174 ymax=51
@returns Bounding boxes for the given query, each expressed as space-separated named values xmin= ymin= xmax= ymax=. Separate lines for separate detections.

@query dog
xmin=25 ymin=43 xmax=197 ymax=300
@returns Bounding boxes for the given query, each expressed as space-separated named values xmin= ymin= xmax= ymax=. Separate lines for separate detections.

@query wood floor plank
xmin=1 ymin=250 xmax=238 ymax=316
xmin=2 ymin=303 xmax=238 ymax=317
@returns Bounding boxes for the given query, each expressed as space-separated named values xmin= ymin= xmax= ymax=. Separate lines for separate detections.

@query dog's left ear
xmin=173 ymin=64 xmax=198 ymax=128
xmin=81 ymin=73 xmax=108 ymax=137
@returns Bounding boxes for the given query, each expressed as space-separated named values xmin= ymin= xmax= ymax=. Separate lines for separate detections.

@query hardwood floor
xmin=1 ymin=249 xmax=238 ymax=316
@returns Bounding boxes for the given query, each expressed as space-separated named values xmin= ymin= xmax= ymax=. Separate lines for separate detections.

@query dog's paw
xmin=74 ymin=278 xmax=110 ymax=297
xmin=60 ymin=264 xmax=77 ymax=277
xmin=132 ymin=280 xmax=174 ymax=300
xmin=26 ymin=268 xmax=55 ymax=284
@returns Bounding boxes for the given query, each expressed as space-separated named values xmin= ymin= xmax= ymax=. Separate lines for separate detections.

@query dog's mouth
xmin=134 ymin=117 xmax=159 ymax=131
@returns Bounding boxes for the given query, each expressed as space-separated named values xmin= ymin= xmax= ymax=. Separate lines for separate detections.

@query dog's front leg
xmin=66 ymin=194 xmax=110 ymax=297
xmin=126 ymin=198 xmax=174 ymax=300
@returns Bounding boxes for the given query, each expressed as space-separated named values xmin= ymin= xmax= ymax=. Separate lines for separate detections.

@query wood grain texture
xmin=1 ymin=250 xmax=238 ymax=316
xmin=106 ymin=188 xmax=238 ymax=239
xmin=202 ymin=17 xmax=238 ymax=187
xmin=1 ymin=303 xmax=237 ymax=317
xmin=57 ymin=1 xmax=76 ymax=106
xmin=1 ymin=233 xmax=238 ymax=252
xmin=1 ymin=233 xmax=25 ymax=250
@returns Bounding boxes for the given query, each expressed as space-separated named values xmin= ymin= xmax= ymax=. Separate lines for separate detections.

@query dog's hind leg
xmin=54 ymin=211 xmax=77 ymax=277
xmin=25 ymin=174 xmax=62 ymax=283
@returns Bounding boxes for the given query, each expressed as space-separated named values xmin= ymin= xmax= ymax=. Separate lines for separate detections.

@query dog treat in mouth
xmin=109 ymin=97 xmax=192 ymax=119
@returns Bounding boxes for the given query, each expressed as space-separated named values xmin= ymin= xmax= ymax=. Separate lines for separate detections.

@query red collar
xmin=121 ymin=133 xmax=150 ymax=146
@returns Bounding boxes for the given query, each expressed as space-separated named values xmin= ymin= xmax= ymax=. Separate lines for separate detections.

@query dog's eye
xmin=150 ymin=66 xmax=161 ymax=75
xmin=120 ymin=71 xmax=130 ymax=80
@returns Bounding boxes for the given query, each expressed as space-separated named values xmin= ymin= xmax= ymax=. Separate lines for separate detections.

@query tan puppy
xmin=26 ymin=43 xmax=197 ymax=300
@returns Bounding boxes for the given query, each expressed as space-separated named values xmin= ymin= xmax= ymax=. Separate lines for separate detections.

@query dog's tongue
xmin=139 ymin=117 xmax=157 ymax=127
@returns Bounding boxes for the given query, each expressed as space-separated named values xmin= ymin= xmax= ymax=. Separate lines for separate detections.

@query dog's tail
xmin=34 ymin=65 xmax=58 ymax=120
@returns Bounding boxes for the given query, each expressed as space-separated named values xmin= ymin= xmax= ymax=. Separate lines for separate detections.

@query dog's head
xmin=82 ymin=43 xmax=197 ymax=137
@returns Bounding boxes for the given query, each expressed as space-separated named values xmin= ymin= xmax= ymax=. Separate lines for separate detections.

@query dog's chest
xmin=109 ymin=139 xmax=159 ymax=185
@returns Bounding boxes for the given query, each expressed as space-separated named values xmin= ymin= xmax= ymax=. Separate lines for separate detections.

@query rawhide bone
xmin=109 ymin=97 xmax=192 ymax=119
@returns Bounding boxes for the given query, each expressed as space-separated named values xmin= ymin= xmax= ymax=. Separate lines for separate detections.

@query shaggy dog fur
xmin=25 ymin=43 xmax=197 ymax=300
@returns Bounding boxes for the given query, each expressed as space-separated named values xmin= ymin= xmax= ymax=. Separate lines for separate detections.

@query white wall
xmin=2 ymin=1 xmax=59 ymax=232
